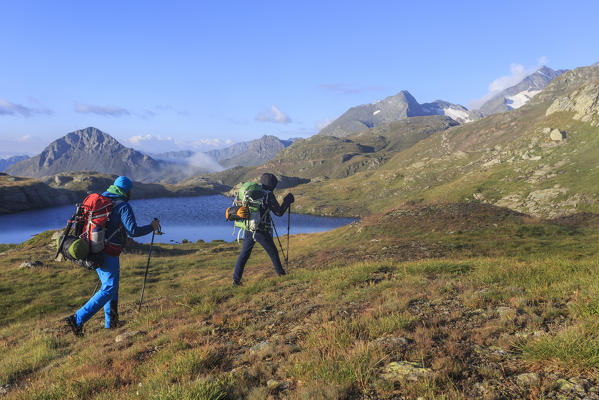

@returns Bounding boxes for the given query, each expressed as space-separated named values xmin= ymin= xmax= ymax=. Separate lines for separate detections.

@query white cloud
xmin=0 ymin=134 xmax=45 ymax=155
xmin=75 ymin=103 xmax=131 ymax=117
xmin=468 ymin=60 xmax=547 ymax=109
xmin=255 ymin=105 xmax=292 ymax=124
xmin=126 ymin=134 xmax=234 ymax=153
xmin=315 ymin=117 xmax=333 ymax=130
xmin=0 ymin=98 xmax=52 ymax=117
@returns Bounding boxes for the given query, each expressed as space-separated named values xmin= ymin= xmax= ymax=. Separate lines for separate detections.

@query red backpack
xmin=76 ymin=194 xmax=121 ymax=256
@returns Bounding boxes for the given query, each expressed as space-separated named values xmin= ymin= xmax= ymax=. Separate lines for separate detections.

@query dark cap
xmin=260 ymin=173 xmax=278 ymax=191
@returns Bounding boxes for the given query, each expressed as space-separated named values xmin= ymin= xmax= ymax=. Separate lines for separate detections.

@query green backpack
xmin=233 ymin=181 xmax=269 ymax=235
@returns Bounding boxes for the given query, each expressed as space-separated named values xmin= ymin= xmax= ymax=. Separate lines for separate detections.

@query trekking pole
xmin=91 ymin=279 xmax=100 ymax=296
xmin=271 ymin=218 xmax=286 ymax=264
xmin=54 ymin=205 xmax=81 ymax=260
xmin=286 ymin=205 xmax=290 ymax=268
xmin=138 ymin=219 xmax=162 ymax=312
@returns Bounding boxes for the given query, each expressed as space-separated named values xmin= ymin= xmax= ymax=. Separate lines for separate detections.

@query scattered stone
xmin=115 ymin=331 xmax=139 ymax=343
xmin=496 ymin=306 xmax=516 ymax=320
xmin=375 ymin=336 xmax=411 ymax=351
xmin=516 ymin=372 xmax=540 ymax=387
xmin=267 ymin=379 xmax=283 ymax=391
xmin=19 ymin=260 xmax=44 ymax=269
xmin=250 ymin=341 xmax=269 ymax=353
xmin=51 ymin=230 xmax=63 ymax=241
xmin=383 ymin=361 xmax=433 ymax=382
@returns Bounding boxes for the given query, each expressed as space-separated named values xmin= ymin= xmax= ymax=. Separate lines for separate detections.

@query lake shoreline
xmin=0 ymin=195 xmax=355 ymax=245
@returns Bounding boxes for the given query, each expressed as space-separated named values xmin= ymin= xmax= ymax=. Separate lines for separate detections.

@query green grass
xmin=3 ymin=205 xmax=599 ymax=398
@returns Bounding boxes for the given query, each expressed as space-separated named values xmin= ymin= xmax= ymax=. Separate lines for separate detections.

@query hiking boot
xmin=232 ymin=280 xmax=243 ymax=287
xmin=65 ymin=315 xmax=83 ymax=337
xmin=108 ymin=319 xmax=126 ymax=329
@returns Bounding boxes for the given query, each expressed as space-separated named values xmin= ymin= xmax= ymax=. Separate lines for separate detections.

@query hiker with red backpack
xmin=65 ymin=176 xmax=159 ymax=336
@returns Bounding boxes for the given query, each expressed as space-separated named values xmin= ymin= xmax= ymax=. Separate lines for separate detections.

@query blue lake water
xmin=0 ymin=195 xmax=354 ymax=244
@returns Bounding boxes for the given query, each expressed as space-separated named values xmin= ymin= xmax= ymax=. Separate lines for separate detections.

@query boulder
xmin=549 ymin=129 xmax=566 ymax=141
xmin=383 ymin=361 xmax=433 ymax=382
xmin=516 ymin=372 xmax=540 ymax=387
xmin=115 ymin=331 xmax=140 ymax=343
xmin=19 ymin=261 xmax=44 ymax=269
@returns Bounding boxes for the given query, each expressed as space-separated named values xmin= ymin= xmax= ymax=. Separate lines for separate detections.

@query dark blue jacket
xmin=102 ymin=192 xmax=153 ymax=246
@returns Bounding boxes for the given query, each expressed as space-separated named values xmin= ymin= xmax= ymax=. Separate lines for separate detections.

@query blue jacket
xmin=102 ymin=192 xmax=153 ymax=246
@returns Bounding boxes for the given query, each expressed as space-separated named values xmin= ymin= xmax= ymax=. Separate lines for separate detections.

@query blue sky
xmin=1 ymin=0 xmax=598 ymax=156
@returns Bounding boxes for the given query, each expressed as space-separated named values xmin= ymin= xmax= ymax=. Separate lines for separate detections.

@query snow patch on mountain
xmin=443 ymin=107 xmax=472 ymax=123
xmin=505 ymin=89 xmax=542 ymax=109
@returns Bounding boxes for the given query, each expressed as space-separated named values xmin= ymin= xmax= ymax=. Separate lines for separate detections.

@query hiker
xmin=65 ymin=176 xmax=159 ymax=336
xmin=233 ymin=173 xmax=294 ymax=286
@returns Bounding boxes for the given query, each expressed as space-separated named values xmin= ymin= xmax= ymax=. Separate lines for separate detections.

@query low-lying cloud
xmin=186 ymin=152 xmax=224 ymax=172
xmin=255 ymin=105 xmax=292 ymax=124
xmin=0 ymin=98 xmax=52 ymax=117
xmin=75 ymin=103 xmax=131 ymax=117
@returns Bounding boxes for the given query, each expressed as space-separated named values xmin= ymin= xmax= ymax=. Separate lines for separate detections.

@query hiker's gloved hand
xmin=151 ymin=219 xmax=160 ymax=231
xmin=284 ymin=193 xmax=295 ymax=204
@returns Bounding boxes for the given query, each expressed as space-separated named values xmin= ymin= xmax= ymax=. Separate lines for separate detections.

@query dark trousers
xmin=234 ymin=229 xmax=286 ymax=283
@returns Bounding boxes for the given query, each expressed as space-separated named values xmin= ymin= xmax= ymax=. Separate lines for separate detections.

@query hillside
xmin=0 ymin=172 xmax=226 ymax=215
xmin=2 ymin=203 xmax=599 ymax=398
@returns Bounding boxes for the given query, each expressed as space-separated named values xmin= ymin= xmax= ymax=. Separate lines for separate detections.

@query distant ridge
xmin=152 ymin=135 xmax=295 ymax=168
xmin=0 ymin=155 xmax=29 ymax=172
xmin=207 ymin=135 xmax=294 ymax=167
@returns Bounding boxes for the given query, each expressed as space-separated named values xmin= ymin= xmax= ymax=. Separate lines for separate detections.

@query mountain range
xmin=318 ymin=66 xmax=566 ymax=138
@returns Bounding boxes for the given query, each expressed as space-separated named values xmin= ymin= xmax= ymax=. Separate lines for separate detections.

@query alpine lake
xmin=0 ymin=195 xmax=354 ymax=244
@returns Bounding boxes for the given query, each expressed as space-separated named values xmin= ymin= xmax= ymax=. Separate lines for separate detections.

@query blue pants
xmin=234 ymin=230 xmax=286 ymax=283
xmin=75 ymin=254 xmax=120 ymax=329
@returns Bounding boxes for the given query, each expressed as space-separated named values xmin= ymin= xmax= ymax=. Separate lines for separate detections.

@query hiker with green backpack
xmin=227 ymin=173 xmax=294 ymax=286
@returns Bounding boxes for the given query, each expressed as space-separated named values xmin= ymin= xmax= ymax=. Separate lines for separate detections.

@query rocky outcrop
xmin=546 ymin=82 xmax=599 ymax=126
xmin=0 ymin=174 xmax=80 ymax=214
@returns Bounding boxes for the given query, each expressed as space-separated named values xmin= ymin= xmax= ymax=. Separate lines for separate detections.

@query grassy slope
xmin=2 ymin=204 xmax=599 ymax=399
